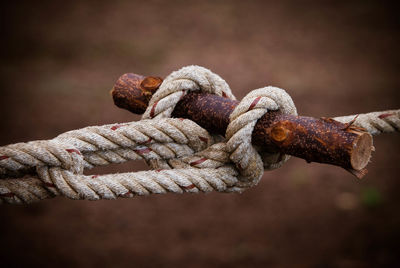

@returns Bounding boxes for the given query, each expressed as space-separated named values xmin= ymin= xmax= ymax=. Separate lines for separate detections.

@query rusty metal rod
xmin=112 ymin=73 xmax=373 ymax=178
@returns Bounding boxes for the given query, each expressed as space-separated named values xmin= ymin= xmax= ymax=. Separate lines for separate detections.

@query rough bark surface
xmin=112 ymin=74 xmax=373 ymax=174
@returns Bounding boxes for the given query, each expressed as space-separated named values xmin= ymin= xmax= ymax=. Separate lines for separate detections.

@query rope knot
xmin=142 ymin=65 xmax=236 ymax=119
xmin=225 ymin=87 xmax=297 ymax=187
xmin=142 ymin=65 xmax=297 ymax=191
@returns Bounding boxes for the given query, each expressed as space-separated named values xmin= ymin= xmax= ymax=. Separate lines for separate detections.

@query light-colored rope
xmin=0 ymin=65 xmax=398 ymax=204
xmin=0 ymin=167 xmax=240 ymax=204
xmin=142 ymin=65 xmax=236 ymax=120
xmin=334 ymin=109 xmax=400 ymax=135
xmin=226 ymin=87 xmax=297 ymax=174
xmin=0 ymin=118 xmax=212 ymax=178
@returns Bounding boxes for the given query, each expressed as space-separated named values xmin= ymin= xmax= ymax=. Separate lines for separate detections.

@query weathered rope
xmin=141 ymin=66 xmax=296 ymax=180
xmin=334 ymin=110 xmax=400 ymax=135
xmin=142 ymin=65 xmax=236 ymax=120
xmin=0 ymin=66 xmax=398 ymax=204
xmin=0 ymin=167 xmax=239 ymax=204
xmin=0 ymin=118 xmax=212 ymax=178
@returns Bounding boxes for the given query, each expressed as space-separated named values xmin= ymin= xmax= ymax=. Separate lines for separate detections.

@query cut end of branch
xmin=112 ymin=73 xmax=163 ymax=114
xmin=350 ymin=132 xmax=373 ymax=170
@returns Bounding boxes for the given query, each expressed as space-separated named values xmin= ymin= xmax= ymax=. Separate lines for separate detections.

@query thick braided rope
xmin=1 ymin=106 xmax=398 ymax=205
xmin=1 ymin=65 xmax=254 ymax=205
xmin=142 ymin=65 xmax=236 ymax=119
xmin=334 ymin=109 xmax=400 ymax=135
xmin=3 ymin=107 xmax=395 ymax=205
xmin=0 ymin=142 xmax=243 ymax=204
xmin=0 ymin=66 xmax=295 ymax=204
xmin=225 ymin=87 xmax=297 ymax=187
xmin=0 ymin=118 xmax=212 ymax=178
xmin=0 ymin=65 xmax=398 ymax=204
xmin=141 ymin=66 xmax=296 ymax=187
xmin=143 ymin=107 xmax=399 ymax=195
xmin=0 ymin=166 xmax=239 ymax=204
xmin=0 ymin=140 xmax=84 ymax=178
xmin=142 ymin=65 xmax=236 ymax=171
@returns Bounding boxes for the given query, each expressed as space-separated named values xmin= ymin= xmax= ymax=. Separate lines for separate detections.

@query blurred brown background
xmin=1 ymin=0 xmax=400 ymax=267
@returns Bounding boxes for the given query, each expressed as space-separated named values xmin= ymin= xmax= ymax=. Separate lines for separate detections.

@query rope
xmin=0 ymin=118 xmax=212 ymax=178
xmin=0 ymin=65 xmax=398 ymax=204
xmin=334 ymin=110 xmax=400 ymax=135
xmin=0 ymin=167 xmax=239 ymax=204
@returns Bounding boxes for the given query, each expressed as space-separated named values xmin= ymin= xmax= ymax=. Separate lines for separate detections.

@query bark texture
xmin=112 ymin=73 xmax=373 ymax=176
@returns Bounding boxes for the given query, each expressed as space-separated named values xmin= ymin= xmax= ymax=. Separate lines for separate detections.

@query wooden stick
xmin=112 ymin=73 xmax=373 ymax=178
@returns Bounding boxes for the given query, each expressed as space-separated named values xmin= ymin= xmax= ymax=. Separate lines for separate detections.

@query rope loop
xmin=142 ymin=65 xmax=236 ymax=119
xmin=225 ymin=86 xmax=297 ymax=187
xmin=143 ymin=66 xmax=298 ymax=189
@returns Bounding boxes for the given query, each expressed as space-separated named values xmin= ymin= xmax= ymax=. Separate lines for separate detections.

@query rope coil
xmin=0 ymin=66 xmax=399 ymax=204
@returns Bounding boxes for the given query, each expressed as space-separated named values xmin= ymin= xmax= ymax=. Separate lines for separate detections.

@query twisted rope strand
xmin=2 ymin=107 xmax=396 ymax=204
xmin=0 ymin=166 xmax=239 ymax=204
xmin=142 ymin=65 xmax=236 ymax=120
xmin=0 ymin=118 xmax=212 ymax=178
xmin=334 ymin=109 xmax=400 ymax=135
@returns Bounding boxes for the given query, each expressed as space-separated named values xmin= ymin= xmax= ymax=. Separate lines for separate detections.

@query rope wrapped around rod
xmin=0 ymin=66 xmax=398 ymax=204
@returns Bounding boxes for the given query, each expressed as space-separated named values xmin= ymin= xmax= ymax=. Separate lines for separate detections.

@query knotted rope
xmin=0 ymin=66 xmax=399 ymax=204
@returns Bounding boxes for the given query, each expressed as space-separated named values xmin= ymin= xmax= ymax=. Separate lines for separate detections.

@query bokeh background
xmin=1 ymin=0 xmax=400 ymax=267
